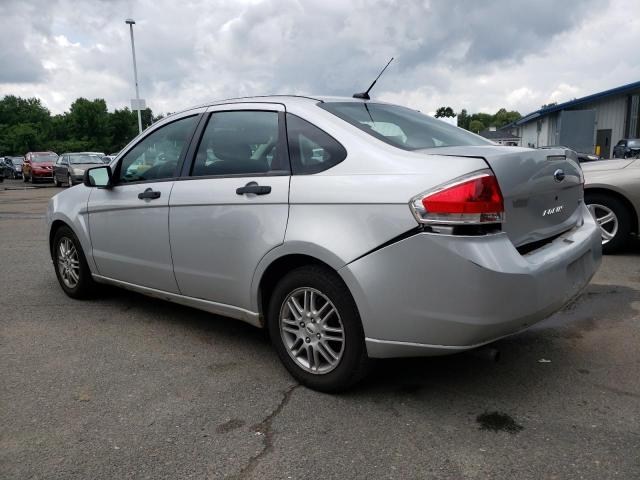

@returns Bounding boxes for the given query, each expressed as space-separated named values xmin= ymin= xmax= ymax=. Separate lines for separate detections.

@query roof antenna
xmin=353 ymin=57 xmax=394 ymax=100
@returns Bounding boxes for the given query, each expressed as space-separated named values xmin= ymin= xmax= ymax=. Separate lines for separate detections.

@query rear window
xmin=319 ymin=102 xmax=491 ymax=151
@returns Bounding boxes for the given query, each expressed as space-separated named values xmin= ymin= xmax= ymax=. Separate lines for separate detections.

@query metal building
xmin=512 ymin=80 xmax=640 ymax=158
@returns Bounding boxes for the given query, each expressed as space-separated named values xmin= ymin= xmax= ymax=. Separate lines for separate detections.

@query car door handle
xmin=138 ymin=188 xmax=161 ymax=200
xmin=236 ymin=182 xmax=271 ymax=195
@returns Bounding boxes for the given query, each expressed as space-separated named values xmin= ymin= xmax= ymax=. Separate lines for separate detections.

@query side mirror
xmin=84 ymin=165 xmax=113 ymax=188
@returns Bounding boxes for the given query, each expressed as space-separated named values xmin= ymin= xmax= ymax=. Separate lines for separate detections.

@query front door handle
xmin=236 ymin=182 xmax=271 ymax=196
xmin=138 ymin=188 xmax=161 ymax=200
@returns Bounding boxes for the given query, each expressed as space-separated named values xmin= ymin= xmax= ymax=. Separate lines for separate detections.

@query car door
xmin=87 ymin=111 xmax=203 ymax=293
xmin=54 ymin=155 xmax=67 ymax=182
xmin=169 ymin=104 xmax=290 ymax=311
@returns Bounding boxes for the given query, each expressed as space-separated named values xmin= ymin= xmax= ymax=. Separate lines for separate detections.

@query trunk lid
xmin=421 ymin=145 xmax=583 ymax=247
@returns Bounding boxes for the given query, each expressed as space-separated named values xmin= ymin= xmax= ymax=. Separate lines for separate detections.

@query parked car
xmin=23 ymin=151 xmax=57 ymax=183
xmin=612 ymin=139 xmax=640 ymax=159
xmin=3 ymin=156 xmax=24 ymax=179
xmin=539 ymin=145 xmax=600 ymax=162
xmin=583 ymin=158 xmax=640 ymax=253
xmin=0 ymin=159 xmax=4 ymax=182
xmin=54 ymin=152 xmax=107 ymax=187
xmin=47 ymin=96 xmax=602 ymax=391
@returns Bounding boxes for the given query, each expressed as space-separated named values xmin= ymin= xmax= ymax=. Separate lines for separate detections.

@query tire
xmin=54 ymin=175 xmax=61 ymax=187
xmin=67 ymin=174 xmax=73 ymax=187
xmin=52 ymin=225 xmax=96 ymax=299
xmin=267 ymin=265 xmax=370 ymax=392
xmin=30 ymin=174 xmax=36 ymax=184
xmin=585 ymin=192 xmax=633 ymax=254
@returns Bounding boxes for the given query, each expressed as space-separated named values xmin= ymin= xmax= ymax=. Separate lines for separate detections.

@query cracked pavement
xmin=1 ymin=181 xmax=639 ymax=479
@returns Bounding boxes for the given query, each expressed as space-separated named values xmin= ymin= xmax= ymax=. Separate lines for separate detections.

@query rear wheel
xmin=52 ymin=226 xmax=96 ymax=299
xmin=585 ymin=192 xmax=632 ymax=254
xmin=267 ymin=265 xmax=370 ymax=392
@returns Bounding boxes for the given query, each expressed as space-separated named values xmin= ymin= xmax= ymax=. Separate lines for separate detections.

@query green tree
xmin=457 ymin=109 xmax=470 ymax=129
xmin=435 ymin=106 xmax=456 ymax=118
xmin=468 ymin=120 xmax=485 ymax=133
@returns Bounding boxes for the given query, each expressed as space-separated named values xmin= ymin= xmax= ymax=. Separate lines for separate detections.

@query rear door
xmin=87 ymin=111 xmax=202 ymax=292
xmin=169 ymin=103 xmax=290 ymax=310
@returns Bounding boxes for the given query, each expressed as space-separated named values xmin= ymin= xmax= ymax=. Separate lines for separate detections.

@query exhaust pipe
xmin=467 ymin=347 xmax=500 ymax=362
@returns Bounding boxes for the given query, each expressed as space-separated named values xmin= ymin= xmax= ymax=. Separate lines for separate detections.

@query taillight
xmin=410 ymin=170 xmax=504 ymax=225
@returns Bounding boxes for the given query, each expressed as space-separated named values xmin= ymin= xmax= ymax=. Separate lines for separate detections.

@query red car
xmin=23 ymin=151 xmax=58 ymax=183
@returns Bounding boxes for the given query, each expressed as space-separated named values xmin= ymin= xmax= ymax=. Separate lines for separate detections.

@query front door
xmin=169 ymin=105 xmax=290 ymax=310
xmin=87 ymin=113 xmax=201 ymax=293
xmin=596 ymin=129 xmax=612 ymax=158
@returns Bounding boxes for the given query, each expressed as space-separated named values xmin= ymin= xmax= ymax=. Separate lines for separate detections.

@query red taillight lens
xmin=422 ymin=175 xmax=503 ymax=214
xmin=410 ymin=171 xmax=505 ymax=225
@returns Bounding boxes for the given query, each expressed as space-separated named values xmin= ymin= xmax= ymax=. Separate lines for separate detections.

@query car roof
xmin=169 ymin=94 xmax=395 ymax=119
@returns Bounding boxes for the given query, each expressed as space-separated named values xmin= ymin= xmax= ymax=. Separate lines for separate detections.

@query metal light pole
xmin=125 ymin=18 xmax=143 ymax=135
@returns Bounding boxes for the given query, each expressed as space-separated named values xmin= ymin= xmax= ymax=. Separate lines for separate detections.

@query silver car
xmin=46 ymin=96 xmax=602 ymax=391
xmin=54 ymin=152 xmax=106 ymax=187
xmin=583 ymin=158 xmax=640 ymax=253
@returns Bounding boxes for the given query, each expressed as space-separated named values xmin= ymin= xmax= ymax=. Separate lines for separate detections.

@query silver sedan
xmin=46 ymin=96 xmax=601 ymax=391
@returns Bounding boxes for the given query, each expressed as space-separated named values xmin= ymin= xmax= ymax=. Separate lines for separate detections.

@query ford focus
xmin=47 ymin=96 xmax=602 ymax=391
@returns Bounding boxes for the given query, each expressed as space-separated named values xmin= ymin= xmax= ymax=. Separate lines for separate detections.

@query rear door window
xmin=190 ymin=110 xmax=285 ymax=177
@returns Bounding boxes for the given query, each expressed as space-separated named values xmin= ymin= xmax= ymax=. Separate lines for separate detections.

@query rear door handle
xmin=236 ymin=182 xmax=271 ymax=196
xmin=138 ymin=188 xmax=161 ymax=200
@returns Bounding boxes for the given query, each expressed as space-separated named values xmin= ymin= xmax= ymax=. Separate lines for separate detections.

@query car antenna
xmin=353 ymin=57 xmax=394 ymax=100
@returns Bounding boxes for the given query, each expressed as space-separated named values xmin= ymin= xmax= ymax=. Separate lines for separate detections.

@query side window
xmin=191 ymin=110 xmax=281 ymax=177
xmin=117 ymin=115 xmax=197 ymax=183
xmin=286 ymin=114 xmax=346 ymax=174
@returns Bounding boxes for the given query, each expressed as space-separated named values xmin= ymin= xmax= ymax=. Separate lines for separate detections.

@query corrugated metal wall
xmin=580 ymin=95 xmax=628 ymax=148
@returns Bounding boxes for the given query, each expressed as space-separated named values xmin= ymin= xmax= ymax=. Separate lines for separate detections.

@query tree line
xmin=435 ymin=106 xmax=522 ymax=133
xmin=0 ymin=95 xmax=163 ymax=156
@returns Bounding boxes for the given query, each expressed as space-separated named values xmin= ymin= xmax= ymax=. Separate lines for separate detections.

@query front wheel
xmin=52 ymin=226 xmax=96 ymax=299
xmin=585 ymin=193 xmax=632 ymax=254
xmin=267 ymin=265 xmax=370 ymax=392
xmin=54 ymin=175 xmax=61 ymax=187
xmin=67 ymin=174 xmax=73 ymax=187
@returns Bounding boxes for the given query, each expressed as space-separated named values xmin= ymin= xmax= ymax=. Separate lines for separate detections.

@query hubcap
xmin=279 ymin=287 xmax=345 ymax=374
xmin=57 ymin=237 xmax=80 ymax=288
xmin=588 ymin=203 xmax=618 ymax=245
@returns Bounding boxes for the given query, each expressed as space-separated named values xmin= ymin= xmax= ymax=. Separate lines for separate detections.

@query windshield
xmin=32 ymin=154 xmax=58 ymax=163
xmin=11 ymin=157 xmax=23 ymax=164
xmin=320 ymin=102 xmax=492 ymax=150
xmin=69 ymin=154 xmax=104 ymax=165
xmin=628 ymin=140 xmax=640 ymax=148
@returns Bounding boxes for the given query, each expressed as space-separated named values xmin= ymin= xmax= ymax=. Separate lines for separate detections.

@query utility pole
xmin=126 ymin=18 xmax=143 ymax=135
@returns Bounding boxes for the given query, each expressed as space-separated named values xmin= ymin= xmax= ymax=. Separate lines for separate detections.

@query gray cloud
xmin=0 ymin=0 xmax=638 ymax=117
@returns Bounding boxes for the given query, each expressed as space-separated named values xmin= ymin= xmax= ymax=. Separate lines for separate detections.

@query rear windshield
xmin=319 ymin=102 xmax=491 ymax=150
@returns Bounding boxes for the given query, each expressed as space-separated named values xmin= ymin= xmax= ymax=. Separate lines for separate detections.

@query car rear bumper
xmin=340 ymin=203 xmax=602 ymax=358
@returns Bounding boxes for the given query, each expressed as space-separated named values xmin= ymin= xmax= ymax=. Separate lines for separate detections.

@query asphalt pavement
xmin=1 ymin=179 xmax=639 ymax=479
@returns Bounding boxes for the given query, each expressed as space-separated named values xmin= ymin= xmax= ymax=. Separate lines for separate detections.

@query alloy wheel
xmin=588 ymin=203 xmax=618 ymax=245
xmin=57 ymin=237 xmax=80 ymax=289
xmin=279 ymin=287 xmax=345 ymax=374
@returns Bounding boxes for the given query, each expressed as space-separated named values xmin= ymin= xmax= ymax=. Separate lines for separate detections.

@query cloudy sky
xmin=1 ymin=0 xmax=639 ymax=117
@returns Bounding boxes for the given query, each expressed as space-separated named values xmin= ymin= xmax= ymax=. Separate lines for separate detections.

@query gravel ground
xmin=1 ymin=179 xmax=639 ymax=479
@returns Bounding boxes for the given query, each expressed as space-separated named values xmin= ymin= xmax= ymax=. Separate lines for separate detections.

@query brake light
xmin=410 ymin=170 xmax=504 ymax=225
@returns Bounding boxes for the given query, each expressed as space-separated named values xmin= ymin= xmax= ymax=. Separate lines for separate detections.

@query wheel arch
xmin=252 ymin=241 xmax=350 ymax=322
xmin=584 ymin=187 xmax=638 ymax=234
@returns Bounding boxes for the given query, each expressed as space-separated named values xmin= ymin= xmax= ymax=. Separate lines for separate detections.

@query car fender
xmin=47 ymin=186 xmax=97 ymax=273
